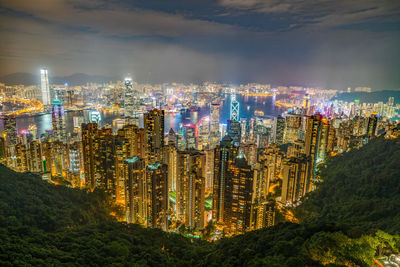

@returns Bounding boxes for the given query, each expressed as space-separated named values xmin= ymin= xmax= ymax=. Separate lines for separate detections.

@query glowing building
xmin=144 ymin=109 xmax=165 ymax=164
xmin=40 ymin=68 xmax=51 ymax=106
xmin=176 ymin=150 xmax=206 ymax=230
xmin=51 ymin=98 xmax=66 ymax=142
xmin=146 ymin=162 xmax=169 ymax=231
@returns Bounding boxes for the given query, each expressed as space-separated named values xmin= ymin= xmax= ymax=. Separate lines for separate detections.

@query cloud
xmin=0 ymin=0 xmax=246 ymax=38
xmin=218 ymin=0 xmax=400 ymax=30
xmin=0 ymin=0 xmax=399 ymax=89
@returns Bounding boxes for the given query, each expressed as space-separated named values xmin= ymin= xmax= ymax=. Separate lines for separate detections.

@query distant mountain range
xmin=0 ymin=72 xmax=117 ymax=86
xmin=333 ymin=90 xmax=400 ymax=104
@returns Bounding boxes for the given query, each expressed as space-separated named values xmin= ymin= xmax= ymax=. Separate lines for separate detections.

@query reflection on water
xmin=0 ymin=94 xmax=285 ymax=137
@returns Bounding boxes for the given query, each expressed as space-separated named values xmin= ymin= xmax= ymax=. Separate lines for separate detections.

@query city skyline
xmin=1 ymin=0 xmax=400 ymax=90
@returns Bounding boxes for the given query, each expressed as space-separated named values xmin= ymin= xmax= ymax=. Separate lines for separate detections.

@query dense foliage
xmin=0 ymin=137 xmax=399 ymax=266
xmin=298 ymin=137 xmax=400 ymax=234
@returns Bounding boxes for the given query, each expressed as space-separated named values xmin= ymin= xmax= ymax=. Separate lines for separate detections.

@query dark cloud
xmin=0 ymin=0 xmax=399 ymax=89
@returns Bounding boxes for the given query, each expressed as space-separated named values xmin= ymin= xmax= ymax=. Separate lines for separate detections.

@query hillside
xmin=297 ymin=137 xmax=400 ymax=234
xmin=0 ymin=137 xmax=400 ymax=266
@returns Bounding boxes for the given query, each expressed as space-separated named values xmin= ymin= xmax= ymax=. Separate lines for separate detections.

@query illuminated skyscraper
xmin=51 ymin=98 xmax=66 ymax=142
xmin=146 ymin=162 xmax=169 ymax=231
xmin=167 ymin=128 xmax=177 ymax=147
xmin=274 ymin=116 xmax=285 ymax=145
xmin=183 ymin=124 xmax=196 ymax=150
xmin=82 ymin=123 xmax=98 ymax=190
xmin=124 ymin=76 xmax=137 ymax=124
xmin=304 ymin=114 xmax=324 ymax=186
xmin=230 ymin=94 xmax=239 ymax=121
xmin=210 ymin=103 xmax=221 ymax=148
xmin=229 ymin=154 xmax=253 ymax=234
xmin=124 ymin=156 xmax=146 ymax=225
xmin=94 ymin=127 xmax=116 ymax=197
xmin=227 ymin=120 xmax=241 ymax=146
xmin=284 ymin=114 xmax=302 ymax=143
xmin=115 ymin=125 xmax=145 ymax=204
xmin=28 ymin=141 xmax=43 ymax=173
xmin=281 ymin=156 xmax=311 ymax=204
xmin=67 ymin=141 xmax=82 ymax=187
xmin=367 ymin=114 xmax=378 ymax=138
xmin=144 ymin=109 xmax=165 ymax=164
xmin=40 ymin=68 xmax=51 ymax=106
xmin=162 ymin=144 xmax=177 ymax=191
xmin=176 ymin=150 xmax=206 ymax=230
xmin=3 ymin=115 xmax=17 ymax=145
xmin=212 ymin=136 xmax=238 ymax=226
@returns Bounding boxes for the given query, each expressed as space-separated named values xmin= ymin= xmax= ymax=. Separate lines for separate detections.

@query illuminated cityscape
xmin=0 ymin=0 xmax=399 ymax=265
xmin=0 ymin=69 xmax=399 ymax=239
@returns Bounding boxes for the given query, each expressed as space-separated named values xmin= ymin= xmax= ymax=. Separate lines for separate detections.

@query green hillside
xmin=0 ymin=137 xmax=399 ymax=266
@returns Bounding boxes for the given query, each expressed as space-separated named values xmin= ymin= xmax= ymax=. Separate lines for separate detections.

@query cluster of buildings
xmin=0 ymin=69 xmax=399 ymax=238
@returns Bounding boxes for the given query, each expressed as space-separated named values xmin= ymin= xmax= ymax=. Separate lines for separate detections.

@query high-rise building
xmin=227 ymin=120 xmax=241 ymax=146
xmin=197 ymin=117 xmax=210 ymax=150
xmin=67 ymin=141 xmax=82 ymax=187
xmin=162 ymin=144 xmax=177 ymax=191
xmin=51 ymin=98 xmax=66 ymax=142
xmin=167 ymin=128 xmax=177 ymax=147
xmin=284 ymin=114 xmax=302 ymax=143
xmin=281 ymin=155 xmax=311 ymax=204
xmin=124 ymin=156 xmax=146 ymax=225
xmin=226 ymin=153 xmax=253 ymax=234
xmin=0 ymin=137 xmax=6 ymax=164
xmin=146 ymin=162 xmax=169 ymax=231
xmin=230 ymin=94 xmax=239 ymax=121
xmin=183 ymin=124 xmax=196 ymax=150
xmin=176 ymin=150 xmax=206 ymax=230
xmin=210 ymin=103 xmax=221 ymax=148
xmin=115 ymin=125 xmax=145 ymax=204
xmin=82 ymin=123 xmax=98 ymax=190
xmin=274 ymin=116 xmax=285 ymax=145
xmin=367 ymin=114 xmax=378 ymax=138
xmin=40 ymin=68 xmax=51 ymax=106
xmin=28 ymin=140 xmax=43 ymax=173
xmin=212 ymin=135 xmax=238 ymax=226
xmin=3 ymin=115 xmax=17 ymax=145
xmin=304 ymin=114 xmax=323 ymax=183
xmin=204 ymin=149 xmax=214 ymax=193
xmin=144 ymin=109 xmax=165 ymax=164
xmin=94 ymin=128 xmax=116 ymax=197
xmin=124 ymin=76 xmax=137 ymax=125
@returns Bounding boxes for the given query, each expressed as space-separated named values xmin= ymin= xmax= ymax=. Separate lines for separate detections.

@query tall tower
xmin=124 ymin=76 xmax=136 ymax=125
xmin=228 ymin=154 xmax=253 ymax=234
xmin=3 ymin=115 xmax=17 ymax=145
xmin=124 ymin=156 xmax=146 ymax=225
xmin=176 ymin=150 xmax=206 ymax=230
xmin=210 ymin=103 xmax=221 ymax=148
xmin=212 ymin=135 xmax=238 ymax=225
xmin=227 ymin=120 xmax=241 ymax=146
xmin=51 ymin=98 xmax=66 ymax=142
xmin=81 ymin=123 xmax=98 ymax=190
xmin=144 ymin=109 xmax=165 ymax=164
xmin=230 ymin=93 xmax=239 ymax=121
xmin=146 ymin=162 xmax=169 ymax=231
xmin=40 ymin=68 xmax=51 ymax=106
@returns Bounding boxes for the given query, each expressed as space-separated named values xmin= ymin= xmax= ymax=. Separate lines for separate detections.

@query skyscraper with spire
xmin=230 ymin=94 xmax=239 ymax=121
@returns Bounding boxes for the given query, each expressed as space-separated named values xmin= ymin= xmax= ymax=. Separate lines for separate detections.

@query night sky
xmin=0 ymin=0 xmax=399 ymax=89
